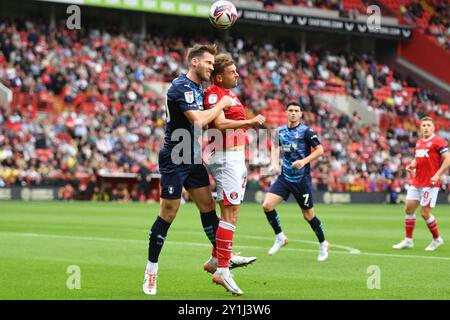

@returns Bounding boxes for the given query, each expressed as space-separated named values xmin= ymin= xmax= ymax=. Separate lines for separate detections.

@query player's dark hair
xmin=420 ymin=116 xmax=434 ymax=123
xmin=187 ymin=44 xmax=218 ymax=63
xmin=286 ymin=102 xmax=302 ymax=110
xmin=211 ymin=53 xmax=235 ymax=77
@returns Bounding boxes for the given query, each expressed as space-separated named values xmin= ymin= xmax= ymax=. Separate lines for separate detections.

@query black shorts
xmin=159 ymin=147 xmax=210 ymax=199
xmin=160 ymin=165 xmax=210 ymax=199
xmin=268 ymin=175 xmax=314 ymax=210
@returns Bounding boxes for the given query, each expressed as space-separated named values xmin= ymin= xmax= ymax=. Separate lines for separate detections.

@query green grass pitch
xmin=1 ymin=201 xmax=449 ymax=300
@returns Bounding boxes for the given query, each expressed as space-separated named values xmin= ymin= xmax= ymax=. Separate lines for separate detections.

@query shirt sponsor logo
xmin=415 ymin=149 xmax=429 ymax=158
xmin=282 ymin=144 xmax=292 ymax=152
xmin=230 ymin=97 xmax=239 ymax=106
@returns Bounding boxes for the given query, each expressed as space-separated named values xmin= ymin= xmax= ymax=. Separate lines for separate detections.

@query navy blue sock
xmin=200 ymin=210 xmax=219 ymax=248
xmin=308 ymin=216 xmax=325 ymax=243
xmin=264 ymin=209 xmax=282 ymax=235
xmin=148 ymin=216 xmax=171 ymax=263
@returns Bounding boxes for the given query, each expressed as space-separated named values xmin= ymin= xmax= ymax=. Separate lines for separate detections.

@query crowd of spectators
xmin=224 ymin=37 xmax=450 ymax=125
xmin=0 ymin=18 xmax=449 ymax=200
xmin=258 ymin=0 xmax=450 ymax=51
xmin=400 ymin=0 xmax=449 ymax=50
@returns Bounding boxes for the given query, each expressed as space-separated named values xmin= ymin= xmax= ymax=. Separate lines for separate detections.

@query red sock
xmin=405 ymin=214 xmax=416 ymax=239
xmin=426 ymin=216 xmax=440 ymax=239
xmin=215 ymin=220 xmax=235 ymax=268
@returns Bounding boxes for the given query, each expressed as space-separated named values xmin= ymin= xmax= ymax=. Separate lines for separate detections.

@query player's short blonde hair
xmin=211 ymin=53 xmax=235 ymax=77
xmin=187 ymin=44 xmax=218 ymax=63
xmin=420 ymin=116 xmax=434 ymax=123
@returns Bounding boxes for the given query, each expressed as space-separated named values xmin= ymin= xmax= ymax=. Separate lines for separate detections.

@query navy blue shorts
xmin=159 ymin=149 xmax=210 ymax=199
xmin=268 ymin=175 xmax=314 ymax=210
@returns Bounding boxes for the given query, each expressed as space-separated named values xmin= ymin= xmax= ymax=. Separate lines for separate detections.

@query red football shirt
xmin=203 ymin=85 xmax=248 ymax=149
xmin=412 ymin=135 xmax=449 ymax=188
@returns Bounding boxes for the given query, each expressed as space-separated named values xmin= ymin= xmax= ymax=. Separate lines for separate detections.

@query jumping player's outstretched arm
xmin=184 ymin=96 xmax=233 ymax=128
xmin=213 ymin=111 xmax=265 ymax=130
xmin=430 ymin=151 xmax=450 ymax=185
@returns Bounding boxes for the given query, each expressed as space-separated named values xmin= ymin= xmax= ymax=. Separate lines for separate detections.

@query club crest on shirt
xmin=208 ymin=94 xmax=218 ymax=105
xmin=184 ymin=91 xmax=194 ymax=104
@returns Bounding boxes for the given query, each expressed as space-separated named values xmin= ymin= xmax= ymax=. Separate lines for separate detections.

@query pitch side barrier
xmin=1 ymin=186 xmax=449 ymax=204
xmin=0 ymin=187 xmax=58 ymax=201
xmin=244 ymin=189 xmax=450 ymax=205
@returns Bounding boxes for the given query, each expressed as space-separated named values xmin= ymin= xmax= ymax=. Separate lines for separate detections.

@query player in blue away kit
xmin=262 ymin=102 xmax=330 ymax=261
xmin=143 ymin=44 xmax=255 ymax=295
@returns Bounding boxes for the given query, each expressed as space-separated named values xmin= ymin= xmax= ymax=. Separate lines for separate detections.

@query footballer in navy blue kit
xmin=270 ymin=122 xmax=320 ymax=208
xmin=158 ymin=73 xmax=209 ymax=199
xmin=143 ymin=44 xmax=256 ymax=296
xmin=262 ymin=102 xmax=330 ymax=261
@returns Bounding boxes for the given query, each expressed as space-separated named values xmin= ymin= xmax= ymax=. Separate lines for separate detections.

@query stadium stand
xmin=0 ymin=15 xmax=449 ymax=199
xmin=381 ymin=0 xmax=449 ymax=50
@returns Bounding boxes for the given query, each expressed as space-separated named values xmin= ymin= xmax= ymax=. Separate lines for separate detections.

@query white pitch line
xmin=0 ymin=231 xmax=360 ymax=253
xmin=177 ymin=231 xmax=361 ymax=254
xmin=1 ymin=231 xmax=450 ymax=261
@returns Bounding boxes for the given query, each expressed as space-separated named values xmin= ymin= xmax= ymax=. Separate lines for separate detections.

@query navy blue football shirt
xmin=278 ymin=123 xmax=321 ymax=182
xmin=162 ymin=74 xmax=204 ymax=168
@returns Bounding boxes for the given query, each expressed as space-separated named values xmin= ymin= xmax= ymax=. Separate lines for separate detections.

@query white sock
xmin=276 ymin=232 xmax=286 ymax=240
xmin=210 ymin=256 xmax=218 ymax=264
xmin=426 ymin=216 xmax=435 ymax=224
xmin=217 ymin=267 xmax=230 ymax=276
xmin=146 ymin=261 xmax=158 ymax=274
xmin=219 ymin=220 xmax=236 ymax=231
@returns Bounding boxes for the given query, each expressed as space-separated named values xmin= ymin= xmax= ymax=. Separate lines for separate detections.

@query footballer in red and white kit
xmin=407 ymin=133 xmax=448 ymax=207
xmin=393 ymin=117 xmax=450 ymax=252
xmin=202 ymin=53 xmax=265 ymax=296
xmin=204 ymin=84 xmax=248 ymax=206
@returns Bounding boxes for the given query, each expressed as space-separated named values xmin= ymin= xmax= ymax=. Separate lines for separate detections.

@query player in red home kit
xmin=393 ymin=117 xmax=450 ymax=251
xmin=203 ymin=53 xmax=265 ymax=296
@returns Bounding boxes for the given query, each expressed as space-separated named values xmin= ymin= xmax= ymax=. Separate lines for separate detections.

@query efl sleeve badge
xmin=208 ymin=94 xmax=218 ymax=105
xmin=184 ymin=91 xmax=194 ymax=104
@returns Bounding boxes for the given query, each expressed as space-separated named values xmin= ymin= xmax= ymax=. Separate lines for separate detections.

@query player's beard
xmin=197 ymin=67 xmax=211 ymax=82
xmin=224 ymin=77 xmax=238 ymax=89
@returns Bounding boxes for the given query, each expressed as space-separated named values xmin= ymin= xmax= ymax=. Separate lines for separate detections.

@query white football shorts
xmin=406 ymin=186 xmax=440 ymax=208
xmin=207 ymin=150 xmax=247 ymax=206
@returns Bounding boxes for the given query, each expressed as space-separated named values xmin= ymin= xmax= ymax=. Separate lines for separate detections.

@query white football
xmin=209 ymin=1 xmax=238 ymax=30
